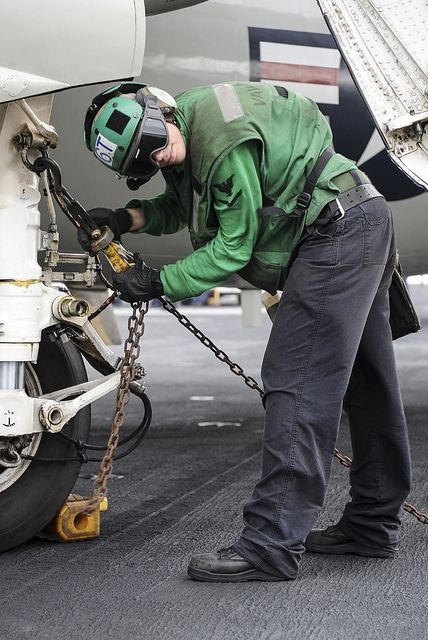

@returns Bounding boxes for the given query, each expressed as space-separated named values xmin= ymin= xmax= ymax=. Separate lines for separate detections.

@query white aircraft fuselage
xmin=48 ymin=0 xmax=428 ymax=276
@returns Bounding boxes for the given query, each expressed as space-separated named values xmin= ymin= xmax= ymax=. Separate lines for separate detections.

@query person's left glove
xmin=112 ymin=253 xmax=164 ymax=303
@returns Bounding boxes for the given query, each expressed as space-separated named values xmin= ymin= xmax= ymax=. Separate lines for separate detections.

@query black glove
xmin=112 ymin=253 xmax=164 ymax=303
xmin=77 ymin=207 xmax=133 ymax=252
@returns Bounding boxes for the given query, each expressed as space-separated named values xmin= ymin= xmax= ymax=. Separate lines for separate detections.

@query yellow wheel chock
xmin=39 ymin=494 xmax=108 ymax=542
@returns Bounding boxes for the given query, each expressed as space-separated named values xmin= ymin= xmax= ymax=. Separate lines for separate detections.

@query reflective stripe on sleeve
xmin=213 ymin=84 xmax=245 ymax=123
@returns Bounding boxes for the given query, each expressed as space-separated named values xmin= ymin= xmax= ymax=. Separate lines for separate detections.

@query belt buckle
xmin=332 ymin=197 xmax=345 ymax=222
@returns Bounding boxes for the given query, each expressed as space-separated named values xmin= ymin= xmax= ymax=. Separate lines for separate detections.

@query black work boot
xmin=187 ymin=546 xmax=286 ymax=582
xmin=304 ymin=525 xmax=398 ymax=558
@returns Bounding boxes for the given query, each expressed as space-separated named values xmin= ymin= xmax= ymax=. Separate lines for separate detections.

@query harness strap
xmin=258 ymin=146 xmax=335 ymax=220
xmin=350 ymin=168 xmax=363 ymax=186
xmin=291 ymin=146 xmax=335 ymax=218
xmin=258 ymin=206 xmax=284 ymax=218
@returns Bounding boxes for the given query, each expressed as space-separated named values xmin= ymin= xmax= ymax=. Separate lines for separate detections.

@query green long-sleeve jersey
xmin=129 ymin=142 xmax=263 ymax=301
xmin=127 ymin=83 xmax=357 ymax=301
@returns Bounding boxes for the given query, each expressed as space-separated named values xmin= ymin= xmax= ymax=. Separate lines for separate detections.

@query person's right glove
xmin=77 ymin=207 xmax=133 ymax=252
xmin=112 ymin=253 xmax=164 ymax=303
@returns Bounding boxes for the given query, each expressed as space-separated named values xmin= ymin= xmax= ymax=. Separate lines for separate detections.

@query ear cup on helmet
xmin=146 ymin=87 xmax=177 ymax=112
xmin=134 ymin=86 xmax=177 ymax=116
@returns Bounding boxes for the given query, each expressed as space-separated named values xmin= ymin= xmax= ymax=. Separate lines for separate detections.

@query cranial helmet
xmin=84 ymin=82 xmax=177 ymax=188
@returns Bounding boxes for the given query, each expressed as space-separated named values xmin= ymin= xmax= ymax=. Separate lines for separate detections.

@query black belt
xmin=314 ymin=183 xmax=383 ymax=228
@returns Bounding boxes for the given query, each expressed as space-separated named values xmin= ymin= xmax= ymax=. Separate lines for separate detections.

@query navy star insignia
xmin=213 ymin=174 xmax=243 ymax=208
xmin=213 ymin=174 xmax=235 ymax=196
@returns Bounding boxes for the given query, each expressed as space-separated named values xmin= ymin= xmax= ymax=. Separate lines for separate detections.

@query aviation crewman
xmin=79 ymin=81 xmax=412 ymax=582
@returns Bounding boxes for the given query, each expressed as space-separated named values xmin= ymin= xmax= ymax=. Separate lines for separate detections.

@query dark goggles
xmin=120 ymin=90 xmax=169 ymax=181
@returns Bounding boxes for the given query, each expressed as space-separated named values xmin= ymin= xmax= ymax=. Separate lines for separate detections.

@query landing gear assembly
xmin=0 ymin=332 xmax=90 ymax=551
xmin=0 ymin=98 xmax=151 ymax=551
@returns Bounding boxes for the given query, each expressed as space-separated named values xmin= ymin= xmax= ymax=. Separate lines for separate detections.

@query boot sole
xmin=305 ymin=541 xmax=396 ymax=558
xmin=187 ymin=566 xmax=286 ymax=582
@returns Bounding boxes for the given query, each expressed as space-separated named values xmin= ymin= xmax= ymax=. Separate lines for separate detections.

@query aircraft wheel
xmin=0 ymin=330 xmax=90 ymax=551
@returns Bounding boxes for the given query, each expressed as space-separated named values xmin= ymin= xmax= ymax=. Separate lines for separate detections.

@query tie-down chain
xmin=83 ymin=301 xmax=148 ymax=514
xmin=78 ymin=294 xmax=428 ymax=526
xmin=14 ymin=120 xmax=426 ymax=526
xmin=157 ymin=297 xmax=428 ymax=525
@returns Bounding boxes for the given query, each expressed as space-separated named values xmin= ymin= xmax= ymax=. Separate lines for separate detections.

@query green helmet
xmin=84 ymin=82 xmax=177 ymax=188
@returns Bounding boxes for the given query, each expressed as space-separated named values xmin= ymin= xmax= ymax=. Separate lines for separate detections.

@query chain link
xmin=83 ymin=301 xmax=148 ymax=514
xmin=333 ymin=448 xmax=352 ymax=468
xmin=160 ymin=298 xmax=264 ymax=395
xmin=403 ymin=503 xmax=428 ymax=525
xmin=159 ymin=297 xmax=428 ymax=525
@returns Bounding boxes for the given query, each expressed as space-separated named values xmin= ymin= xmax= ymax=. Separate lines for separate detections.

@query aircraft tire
xmin=0 ymin=330 xmax=91 ymax=552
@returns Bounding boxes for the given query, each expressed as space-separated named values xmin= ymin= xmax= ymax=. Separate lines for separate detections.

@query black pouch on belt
xmin=389 ymin=256 xmax=421 ymax=340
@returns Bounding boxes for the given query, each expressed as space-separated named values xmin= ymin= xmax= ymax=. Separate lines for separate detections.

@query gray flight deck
xmin=1 ymin=286 xmax=428 ymax=640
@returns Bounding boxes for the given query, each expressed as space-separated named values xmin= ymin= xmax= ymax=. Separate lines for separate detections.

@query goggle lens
xmin=121 ymin=101 xmax=169 ymax=180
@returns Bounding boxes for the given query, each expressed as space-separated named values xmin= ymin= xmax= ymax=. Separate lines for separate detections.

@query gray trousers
xmin=233 ymin=196 xmax=412 ymax=579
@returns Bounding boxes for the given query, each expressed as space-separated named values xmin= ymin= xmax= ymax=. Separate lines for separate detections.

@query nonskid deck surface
xmin=0 ymin=287 xmax=427 ymax=640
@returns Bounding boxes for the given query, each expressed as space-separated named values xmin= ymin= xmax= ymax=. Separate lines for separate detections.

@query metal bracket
xmin=41 ymin=252 xmax=99 ymax=288
xmin=17 ymin=99 xmax=59 ymax=148
xmin=38 ymin=372 xmax=122 ymax=433
xmin=0 ymin=372 xmax=122 ymax=437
